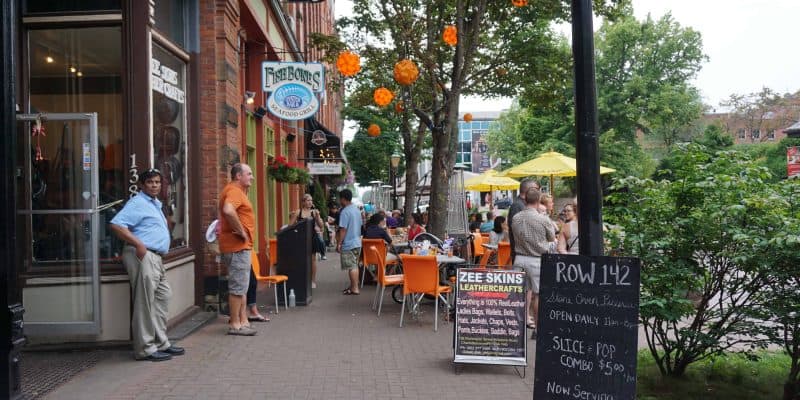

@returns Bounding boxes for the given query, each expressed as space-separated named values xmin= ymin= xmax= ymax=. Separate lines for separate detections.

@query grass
xmin=637 ymin=350 xmax=791 ymax=400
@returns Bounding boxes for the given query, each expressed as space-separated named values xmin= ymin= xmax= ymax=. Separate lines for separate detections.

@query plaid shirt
xmin=510 ymin=208 xmax=555 ymax=257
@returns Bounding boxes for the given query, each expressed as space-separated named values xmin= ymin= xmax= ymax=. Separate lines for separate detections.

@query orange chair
xmin=360 ymin=238 xmax=400 ymax=288
xmin=480 ymin=232 xmax=490 ymax=242
xmin=398 ymin=254 xmax=451 ymax=331
xmin=367 ymin=246 xmax=404 ymax=316
xmin=251 ymin=239 xmax=288 ymax=313
xmin=471 ymin=232 xmax=485 ymax=263
xmin=497 ymin=241 xmax=512 ymax=269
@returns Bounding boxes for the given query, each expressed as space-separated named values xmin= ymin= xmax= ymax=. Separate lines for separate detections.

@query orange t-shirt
xmin=218 ymin=183 xmax=255 ymax=253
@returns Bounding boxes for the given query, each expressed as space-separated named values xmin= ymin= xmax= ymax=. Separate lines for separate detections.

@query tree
xmin=343 ymin=126 xmax=401 ymax=186
xmin=486 ymin=10 xmax=705 ymax=179
xmin=606 ymin=144 xmax=780 ymax=377
xmin=320 ymin=0 xmax=628 ymax=237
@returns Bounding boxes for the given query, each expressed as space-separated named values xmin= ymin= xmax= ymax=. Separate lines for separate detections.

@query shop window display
xmin=152 ymin=44 xmax=188 ymax=249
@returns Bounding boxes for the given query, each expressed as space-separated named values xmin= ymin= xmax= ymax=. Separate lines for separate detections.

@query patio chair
xmin=367 ymin=245 xmax=404 ymax=316
xmin=250 ymin=239 xmax=288 ymax=313
xmin=398 ymin=254 xmax=451 ymax=332
xmin=497 ymin=241 xmax=512 ymax=269
xmin=360 ymin=238 xmax=399 ymax=288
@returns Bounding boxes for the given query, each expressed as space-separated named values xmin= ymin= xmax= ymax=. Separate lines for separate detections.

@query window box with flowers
xmin=268 ymin=156 xmax=311 ymax=184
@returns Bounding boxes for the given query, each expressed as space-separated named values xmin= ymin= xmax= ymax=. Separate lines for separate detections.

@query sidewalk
xmin=45 ymin=252 xmax=536 ymax=400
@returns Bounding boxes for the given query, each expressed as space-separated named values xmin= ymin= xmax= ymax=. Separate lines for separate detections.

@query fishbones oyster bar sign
xmin=262 ymin=62 xmax=324 ymax=120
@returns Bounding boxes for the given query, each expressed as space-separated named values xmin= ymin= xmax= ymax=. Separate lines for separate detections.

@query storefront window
xmin=24 ymin=0 xmax=121 ymax=14
xmin=154 ymin=0 xmax=187 ymax=48
xmin=152 ymin=44 xmax=188 ymax=249
xmin=27 ymin=27 xmax=124 ymax=263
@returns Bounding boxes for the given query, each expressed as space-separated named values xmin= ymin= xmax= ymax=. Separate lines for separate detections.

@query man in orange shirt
xmin=218 ymin=163 xmax=257 ymax=336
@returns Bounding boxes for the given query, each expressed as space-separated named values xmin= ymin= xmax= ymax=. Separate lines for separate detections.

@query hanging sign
xmin=262 ymin=62 xmax=324 ymax=120
xmin=454 ymin=268 xmax=527 ymax=367
xmin=534 ymin=254 xmax=640 ymax=400
xmin=308 ymin=162 xmax=342 ymax=175
xmin=262 ymin=62 xmax=324 ymax=93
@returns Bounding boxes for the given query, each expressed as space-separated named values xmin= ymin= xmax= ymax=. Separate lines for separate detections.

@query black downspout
xmin=0 ymin=1 xmax=25 ymax=398
xmin=571 ymin=0 xmax=604 ymax=256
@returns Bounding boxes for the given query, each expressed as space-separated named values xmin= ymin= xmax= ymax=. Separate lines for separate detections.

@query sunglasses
xmin=144 ymin=168 xmax=162 ymax=175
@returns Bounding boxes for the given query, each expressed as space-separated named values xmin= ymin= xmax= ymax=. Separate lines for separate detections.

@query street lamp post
xmin=390 ymin=153 xmax=401 ymax=210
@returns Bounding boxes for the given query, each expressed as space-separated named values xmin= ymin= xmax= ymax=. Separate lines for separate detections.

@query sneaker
xmin=321 ymin=255 xmax=327 ymax=260
xmin=227 ymin=326 xmax=257 ymax=336
xmin=312 ymin=282 xmax=317 ymax=289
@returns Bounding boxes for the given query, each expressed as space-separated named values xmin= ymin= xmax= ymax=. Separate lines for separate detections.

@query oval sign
xmin=267 ymin=82 xmax=319 ymax=121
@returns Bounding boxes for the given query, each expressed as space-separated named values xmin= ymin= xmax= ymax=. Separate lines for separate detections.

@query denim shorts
xmin=222 ymin=249 xmax=251 ymax=296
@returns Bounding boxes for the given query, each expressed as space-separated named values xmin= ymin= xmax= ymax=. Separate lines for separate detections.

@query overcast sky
xmin=335 ymin=0 xmax=800 ymax=139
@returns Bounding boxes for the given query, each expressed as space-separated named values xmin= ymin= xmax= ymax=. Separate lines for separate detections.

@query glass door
xmin=16 ymin=112 xmax=101 ymax=336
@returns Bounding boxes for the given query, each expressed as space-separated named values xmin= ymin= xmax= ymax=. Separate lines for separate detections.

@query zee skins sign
xmin=262 ymin=62 xmax=324 ymax=121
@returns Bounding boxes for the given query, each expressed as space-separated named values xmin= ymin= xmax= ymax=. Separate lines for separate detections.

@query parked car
xmin=494 ymin=197 xmax=513 ymax=209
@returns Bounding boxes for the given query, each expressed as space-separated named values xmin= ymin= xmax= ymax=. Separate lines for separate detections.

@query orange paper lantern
xmin=512 ymin=0 xmax=528 ymax=7
xmin=367 ymin=124 xmax=381 ymax=137
xmin=393 ymin=59 xmax=419 ymax=86
xmin=336 ymin=51 xmax=361 ymax=77
xmin=395 ymin=101 xmax=405 ymax=113
xmin=464 ymin=113 xmax=473 ymax=123
xmin=442 ymin=25 xmax=458 ymax=46
xmin=495 ymin=66 xmax=508 ymax=76
xmin=373 ymin=87 xmax=394 ymax=107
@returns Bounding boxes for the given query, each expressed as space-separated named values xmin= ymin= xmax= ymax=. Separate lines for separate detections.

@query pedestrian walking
xmin=109 ymin=168 xmax=185 ymax=361
xmin=557 ymin=202 xmax=579 ymax=255
xmin=336 ymin=189 xmax=362 ymax=295
xmin=295 ymin=193 xmax=326 ymax=288
xmin=218 ymin=163 xmax=258 ymax=336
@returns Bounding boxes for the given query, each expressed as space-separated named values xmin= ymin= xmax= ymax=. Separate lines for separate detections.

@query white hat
xmin=205 ymin=219 xmax=219 ymax=243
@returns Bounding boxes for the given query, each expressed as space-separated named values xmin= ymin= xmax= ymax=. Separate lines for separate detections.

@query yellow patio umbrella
xmin=498 ymin=151 xmax=615 ymax=192
xmin=464 ymin=169 xmax=520 ymax=191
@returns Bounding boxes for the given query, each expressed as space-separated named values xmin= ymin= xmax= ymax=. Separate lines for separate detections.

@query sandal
xmin=248 ymin=315 xmax=270 ymax=322
xmin=342 ymin=288 xmax=360 ymax=295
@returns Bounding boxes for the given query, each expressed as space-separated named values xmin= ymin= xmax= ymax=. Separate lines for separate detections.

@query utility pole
xmin=571 ymin=0 xmax=604 ymax=256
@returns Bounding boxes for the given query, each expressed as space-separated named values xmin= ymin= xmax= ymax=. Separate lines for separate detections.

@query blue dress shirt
xmin=110 ymin=193 xmax=171 ymax=254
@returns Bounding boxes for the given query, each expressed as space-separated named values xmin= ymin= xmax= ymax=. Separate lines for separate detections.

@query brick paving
xmin=45 ymin=252 xmax=536 ymax=400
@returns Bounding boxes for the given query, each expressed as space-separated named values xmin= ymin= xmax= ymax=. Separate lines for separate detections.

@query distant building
xmin=457 ymin=111 xmax=503 ymax=173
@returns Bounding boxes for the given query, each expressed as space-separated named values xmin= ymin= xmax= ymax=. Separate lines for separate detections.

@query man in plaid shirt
xmin=511 ymin=187 xmax=555 ymax=334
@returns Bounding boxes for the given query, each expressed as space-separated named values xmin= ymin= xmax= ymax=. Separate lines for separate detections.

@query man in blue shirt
xmin=336 ymin=189 xmax=362 ymax=295
xmin=110 ymin=168 xmax=184 ymax=362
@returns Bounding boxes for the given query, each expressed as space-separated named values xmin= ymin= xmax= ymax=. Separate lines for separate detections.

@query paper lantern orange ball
xmin=393 ymin=59 xmax=419 ymax=86
xmin=373 ymin=87 xmax=394 ymax=107
xmin=336 ymin=51 xmax=361 ymax=77
xmin=395 ymin=101 xmax=405 ymax=113
xmin=367 ymin=124 xmax=381 ymax=137
xmin=512 ymin=0 xmax=528 ymax=7
xmin=442 ymin=25 xmax=458 ymax=46
xmin=464 ymin=113 xmax=473 ymax=123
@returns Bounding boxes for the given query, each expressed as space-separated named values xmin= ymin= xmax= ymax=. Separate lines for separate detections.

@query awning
xmin=304 ymin=117 xmax=348 ymax=165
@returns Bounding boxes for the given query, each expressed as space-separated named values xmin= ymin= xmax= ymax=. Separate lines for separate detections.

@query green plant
xmin=606 ymin=143 xmax=781 ymax=377
xmin=268 ymin=156 xmax=310 ymax=184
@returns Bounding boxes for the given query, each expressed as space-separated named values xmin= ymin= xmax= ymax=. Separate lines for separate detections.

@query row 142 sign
xmin=262 ymin=62 xmax=324 ymax=121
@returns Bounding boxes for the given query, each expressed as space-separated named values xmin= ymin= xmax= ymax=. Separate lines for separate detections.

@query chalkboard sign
xmin=534 ymin=254 xmax=640 ymax=400
xmin=454 ymin=268 xmax=527 ymax=366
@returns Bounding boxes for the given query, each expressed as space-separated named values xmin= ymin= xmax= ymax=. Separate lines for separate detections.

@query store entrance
xmin=16 ymin=112 xmax=102 ymax=336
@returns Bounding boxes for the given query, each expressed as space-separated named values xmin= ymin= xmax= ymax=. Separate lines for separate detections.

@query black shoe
xmin=139 ymin=351 xmax=172 ymax=362
xmin=162 ymin=345 xmax=185 ymax=356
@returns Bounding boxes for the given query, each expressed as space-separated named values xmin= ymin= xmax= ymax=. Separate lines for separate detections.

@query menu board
xmin=454 ymin=268 xmax=527 ymax=366
xmin=534 ymin=254 xmax=640 ymax=400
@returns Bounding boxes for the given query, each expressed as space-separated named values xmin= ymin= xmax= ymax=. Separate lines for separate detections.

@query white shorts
xmin=514 ymin=255 xmax=541 ymax=293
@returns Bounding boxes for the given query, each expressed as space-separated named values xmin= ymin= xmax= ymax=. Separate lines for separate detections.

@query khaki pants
xmin=123 ymin=246 xmax=172 ymax=359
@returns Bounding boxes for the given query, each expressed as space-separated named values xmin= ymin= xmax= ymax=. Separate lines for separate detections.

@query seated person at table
xmin=386 ymin=210 xmax=401 ymax=228
xmin=363 ymin=213 xmax=398 ymax=263
xmin=407 ymin=213 xmax=425 ymax=241
xmin=489 ymin=215 xmax=509 ymax=246
xmin=480 ymin=211 xmax=495 ymax=233
xmin=469 ymin=213 xmax=483 ymax=232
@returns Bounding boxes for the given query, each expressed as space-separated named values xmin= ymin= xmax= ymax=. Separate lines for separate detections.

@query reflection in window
xmin=152 ymin=44 xmax=188 ymax=249
xmin=27 ymin=27 xmax=124 ymax=262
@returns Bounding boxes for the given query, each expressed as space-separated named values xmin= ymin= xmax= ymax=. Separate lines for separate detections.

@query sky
xmin=335 ymin=0 xmax=800 ymax=140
